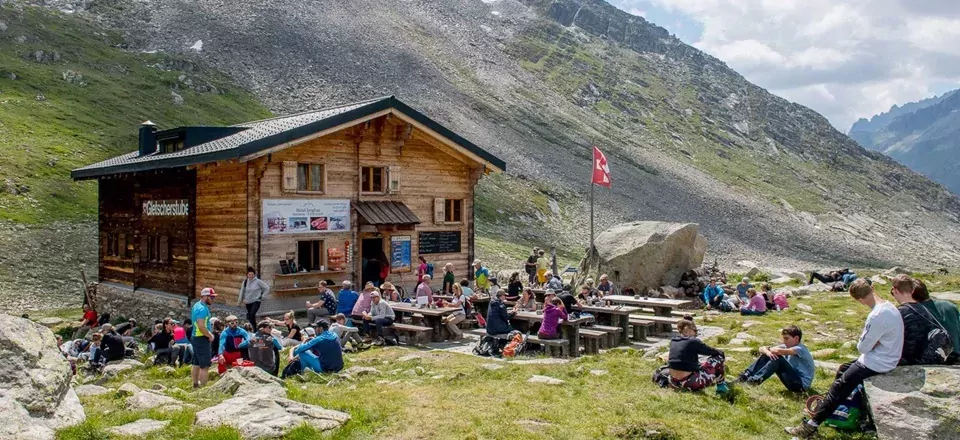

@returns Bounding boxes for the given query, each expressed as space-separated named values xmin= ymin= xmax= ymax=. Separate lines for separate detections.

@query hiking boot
xmin=715 ymin=382 xmax=730 ymax=395
xmin=373 ymin=337 xmax=385 ymax=346
xmin=784 ymin=422 xmax=818 ymax=438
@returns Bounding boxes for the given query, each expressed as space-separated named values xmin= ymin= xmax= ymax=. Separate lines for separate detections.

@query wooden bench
xmin=578 ymin=329 xmax=606 ymax=355
xmin=627 ymin=319 xmax=655 ymax=342
xmin=389 ymin=323 xmax=433 ymax=346
xmin=458 ymin=319 xmax=478 ymax=330
xmin=629 ymin=315 xmax=679 ymax=334
xmin=638 ymin=307 xmax=695 ymax=317
xmin=588 ymin=325 xmax=623 ymax=348
xmin=525 ymin=335 xmax=569 ymax=358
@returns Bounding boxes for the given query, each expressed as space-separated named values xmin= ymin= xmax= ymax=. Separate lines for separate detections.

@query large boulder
xmin=575 ymin=222 xmax=707 ymax=293
xmin=195 ymin=396 xmax=350 ymax=439
xmin=0 ymin=314 xmax=85 ymax=440
xmin=864 ymin=366 xmax=960 ymax=440
xmin=210 ymin=367 xmax=286 ymax=399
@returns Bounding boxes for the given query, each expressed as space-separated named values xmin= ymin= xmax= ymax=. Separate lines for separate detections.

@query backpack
xmin=502 ymin=331 xmax=526 ymax=358
xmin=805 ymin=385 xmax=865 ymax=432
xmin=426 ymin=263 xmax=435 ymax=278
xmin=474 ymin=305 xmax=486 ymax=327
xmin=473 ymin=335 xmax=498 ymax=357
xmin=247 ymin=334 xmax=277 ymax=373
xmin=831 ymin=281 xmax=847 ymax=292
xmin=281 ymin=358 xmax=303 ymax=379
xmin=907 ymin=304 xmax=954 ymax=364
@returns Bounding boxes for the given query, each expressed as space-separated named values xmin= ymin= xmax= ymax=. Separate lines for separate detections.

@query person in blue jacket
xmin=289 ymin=320 xmax=343 ymax=373
xmin=216 ymin=315 xmax=251 ymax=374
xmin=485 ymin=290 xmax=514 ymax=336
xmin=702 ymin=279 xmax=726 ymax=309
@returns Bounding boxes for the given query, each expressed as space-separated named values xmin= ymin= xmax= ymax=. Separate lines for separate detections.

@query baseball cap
xmin=303 ymin=327 xmax=316 ymax=337
xmin=200 ymin=287 xmax=217 ymax=297
xmin=225 ymin=315 xmax=238 ymax=322
xmin=544 ymin=289 xmax=556 ymax=296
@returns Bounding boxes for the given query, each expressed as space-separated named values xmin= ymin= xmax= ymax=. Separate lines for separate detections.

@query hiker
xmin=148 ymin=318 xmax=180 ymax=366
xmin=74 ymin=303 xmax=98 ymax=340
xmin=507 ymin=272 xmax=524 ymax=299
xmin=474 ymin=260 xmax=491 ymax=292
xmin=544 ymin=271 xmax=563 ymax=291
xmin=786 ymin=279 xmax=903 ymax=438
xmin=539 ymin=297 xmax=568 ymax=340
xmin=597 ymin=274 xmax=614 ymax=296
xmin=442 ymin=263 xmax=456 ymax=294
xmin=486 ymin=290 xmax=514 ymax=337
xmin=87 ymin=333 xmax=106 ymax=371
xmin=740 ymin=288 xmax=767 ymax=316
xmin=525 ymin=248 xmax=539 ymax=285
xmin=290 ymin=320 xmax=343 ymax=374
xmin=701 ymin=279 xmax=725 ymax=309
xmin=891 ymin=275 xmax=949 ymax=365
xmin=97 ymin=324 xmax=126 ymax=364
xmin=217 ymin=315 xmax=251 ymax=374
xmin=514 ymin=288 xmax=538 ymax=312
xmin=653 ymin=318 xmax=729 ymax=394
xmin=808 ymin=268 xmax=853 ymax=285
xmin=416 ymin=274 xmax=434 ymax=304
xmin=238 ymin=267 xmax=270 ymax=327
xmin=443 ymin=285 xmax=469 ymax=340
xmin=331 ymin=313 xmax=364 ymax=350
xmin=736 ymin=277 xmax=753 ymax=302
xmin=190 ymin=288 xmax=217 ymax=388
xmin=248 ymin=321 xmax=283 ymax=375
xmin=736 ymin=325 xmax=815 ymax=392
xmin=306 ymin=281 xmax=337 ymax=325
xmin=265 ymin=311 xmax=303 ymax=347
xmin=361 ymin=291 xmax=395 ymax=346
xmin=336 ymin=281 xmax=359 ymax=324
xmin=914 ymin=279 xmax=960 ymax=364
xmin=535 ymin=249 xmax=548 ymax=285
xmin=460 ymin=279 xmax=475 ymax=298
xmin=381 ymin=281 xmax=401 ymax=302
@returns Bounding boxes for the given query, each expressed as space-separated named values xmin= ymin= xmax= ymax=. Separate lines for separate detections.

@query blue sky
xmin=608 ymin=0 xmax=960 ymax=131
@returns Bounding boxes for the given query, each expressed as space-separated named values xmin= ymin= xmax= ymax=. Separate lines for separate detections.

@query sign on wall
xmin=391 ymin=236 xmax=412 ymax=272
xmin=418 ymin=231 xmax=462 ymax=255
xmin=142 ymin=199 xmax=189 ymax=216
xmin=262 ymin=199 xmax=351 ymax=234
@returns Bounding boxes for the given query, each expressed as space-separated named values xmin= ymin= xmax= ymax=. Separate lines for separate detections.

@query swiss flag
xmin=592 ymin=146 xmax=611 ymax=188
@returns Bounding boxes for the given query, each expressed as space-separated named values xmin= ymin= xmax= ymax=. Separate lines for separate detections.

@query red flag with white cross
xmin=592 ymin=146 xmax=611 ymax=188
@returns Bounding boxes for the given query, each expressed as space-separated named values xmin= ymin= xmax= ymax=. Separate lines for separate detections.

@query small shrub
xmin=752 ymin=271 xmax=772 ymax=282
xmin=609 ymin=422 xmax=681 ymax=440
xmin=715 ymin=335 xmax=731 ymax=345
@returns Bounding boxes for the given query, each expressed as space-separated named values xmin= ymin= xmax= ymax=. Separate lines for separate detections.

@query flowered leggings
xmin=668 ymin=356 xmax=726 ymax=391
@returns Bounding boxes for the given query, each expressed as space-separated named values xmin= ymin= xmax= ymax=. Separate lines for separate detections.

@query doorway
xmin=361 ymin=238 xmax=385 ymax=287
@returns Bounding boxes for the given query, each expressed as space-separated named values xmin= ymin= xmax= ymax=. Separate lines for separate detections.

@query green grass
xmin=0 ymin=6 xmax=271 ymax=223
xmin=54 ymin=274 xmax=960 ymax=439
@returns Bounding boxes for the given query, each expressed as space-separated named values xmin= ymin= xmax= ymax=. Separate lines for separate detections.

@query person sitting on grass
xmin=736 ymin=277 xmax=753 ymax=302
xmin=653 ymin=318 xmax=729 ymax=394
xmin=148 ymin=318 xmax=181 ymax=366
xmin=760 ymin=283 xmax=776 ymax=310
xmin=538 ymin=297 xmax=568 ymax=340
xmin=808 ymin=269 xmax=844 ymax=285
xmin=786 ymin=279 xmax=903 ymax=438
xmin=736 ymin=325 xmax=815 ymax=392
xmin=740 ymin=288 xmax=767 ymax=316
xmin=86 ymin=333 xmax=106 ymax=371
xmin=331 ymin=313 xmax=365 ymax=351
xmin=97 ymin=324 xmax=127 ymax=364
xmin=248 ymin=321 xmax=283 ymax=376
xmin=265 ymin=311 xmax=303 ymax=347
xmin=217 ymin=315 xmax=251 ymax=374
xmin=914 ymin=279 xmax=960 ymax=364
xmin=289 ymin=320 xmax=343 ymax=374
xmin=74 ymin=303 xmax=98 ymax=340
xmin=701 ymin=279 xmax=725 ymax=310
xmin=361 ymin=291 xmax=395 ymax=346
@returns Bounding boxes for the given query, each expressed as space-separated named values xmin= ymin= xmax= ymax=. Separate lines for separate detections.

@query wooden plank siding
xmin=195 ymin=161 xmax=248 ymax=303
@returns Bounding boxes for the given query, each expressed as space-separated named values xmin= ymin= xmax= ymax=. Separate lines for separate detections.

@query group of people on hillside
xmin=701 ymin=277 xmax=789 ymax=315
xmin=660 ymin=274 xmax=958 ymax=438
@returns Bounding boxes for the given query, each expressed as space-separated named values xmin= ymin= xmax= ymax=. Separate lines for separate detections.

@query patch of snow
xmin=189 ymin=40 xmax=203 ymax=52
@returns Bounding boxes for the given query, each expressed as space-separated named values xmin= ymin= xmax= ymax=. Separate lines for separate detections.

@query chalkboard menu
xmin=418 ymin=231 xmax=461 ymax=255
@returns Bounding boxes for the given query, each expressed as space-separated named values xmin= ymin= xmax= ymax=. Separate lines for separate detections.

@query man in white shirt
xmin=786 ymin=279 xmax=904 ymax=438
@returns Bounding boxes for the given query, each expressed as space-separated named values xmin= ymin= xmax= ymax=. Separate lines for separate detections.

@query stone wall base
xmin=93 ymin=282 xmax=243 ymax=326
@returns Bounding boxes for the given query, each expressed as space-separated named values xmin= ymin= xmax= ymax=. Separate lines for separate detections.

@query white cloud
xmin=626 ymin=0 xmax=960 ymax=130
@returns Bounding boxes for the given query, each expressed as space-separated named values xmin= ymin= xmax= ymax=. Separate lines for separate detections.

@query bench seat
xmin=578 ymin=329 xmax=605 ymax=355
xmin=525 ymin=335 xmax=569 ymax=358
xmin=588 ymin=325 xmax=623 ymax=348
xmin=390 ymin=323 xmax=433 ymax=345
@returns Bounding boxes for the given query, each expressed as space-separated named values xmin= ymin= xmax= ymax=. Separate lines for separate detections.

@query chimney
xmin=138 ymin=121 xmax=158 ymax=156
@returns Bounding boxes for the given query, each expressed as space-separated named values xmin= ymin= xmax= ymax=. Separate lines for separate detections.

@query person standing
xmin=786 ymin=279 xmax=904 ymax=438
xmin=473 ymin=260 xmax=491 ymax=292
xmin=736 ymin=325 xmax=815 ymax=392
xmin=306 ymin=281 xmax=337 ymax=325
xmin=525 ymin=248 xmax=539 ymax=285
xmin=238 ymin=267 xmax=270 ymax=328
xmin=535 ymin=249 xmax=547 ymax=286
xmin=191 ymin=287 xmax=217 ymax=388
xmin=442 ymin=263 xmax=456 ymax=294
xmin=417 ymin=256 xmax=429 ymax=285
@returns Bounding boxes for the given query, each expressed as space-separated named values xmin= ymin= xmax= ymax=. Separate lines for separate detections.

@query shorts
xmin=191 ymin=335 xmax=212 ymax=368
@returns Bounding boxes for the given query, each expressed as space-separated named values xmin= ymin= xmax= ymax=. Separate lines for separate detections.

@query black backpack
xmin=907 ymin=304 xmax=954 ymax=364
xmin=473 ymin=335 xmax=498 ymax=357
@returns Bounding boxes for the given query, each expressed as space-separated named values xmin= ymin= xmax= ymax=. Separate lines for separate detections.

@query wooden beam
xmin=240 ymin=109 xmax=392 ymax=162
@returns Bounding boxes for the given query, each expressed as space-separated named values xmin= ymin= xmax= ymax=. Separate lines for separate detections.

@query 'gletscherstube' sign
xmin=143 ymin=199 xmax=189 ymax=216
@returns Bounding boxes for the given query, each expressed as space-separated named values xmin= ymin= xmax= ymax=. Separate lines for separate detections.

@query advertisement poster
xmin=263 ymin=199 xmax=350 ymax=234
xmin=390 ymin=236 xmax=412 ymax=272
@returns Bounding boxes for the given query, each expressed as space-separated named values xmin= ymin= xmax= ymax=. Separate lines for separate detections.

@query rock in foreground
xmin=0 ymin=313 xmax=85 ymax=440
xmin=864 ymin=366 xmax=960 ymax=440
xmin=195 ymin=396 xmax=350 ymax=439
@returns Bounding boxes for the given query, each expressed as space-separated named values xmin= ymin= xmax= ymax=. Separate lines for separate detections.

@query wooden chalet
xmin=72 ymin=96 xmax=505 ymax=309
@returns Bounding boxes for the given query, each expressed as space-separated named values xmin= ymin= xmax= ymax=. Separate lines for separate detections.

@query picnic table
xmin=601 ymin=295 xmax=693 ymax=332
xmin=466 ymin=296 xmax=516 ymax=317
xmin=572 ymin=304 xmax=641 ymax=344
xmin=387 ymin=301 xmax=461 ymax=342
xmin=509 ymin=311 xmax=593 ymax=357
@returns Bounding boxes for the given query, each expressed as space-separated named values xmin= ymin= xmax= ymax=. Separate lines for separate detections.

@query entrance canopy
xmin=355 ymin=201 xmax=421 ymax=226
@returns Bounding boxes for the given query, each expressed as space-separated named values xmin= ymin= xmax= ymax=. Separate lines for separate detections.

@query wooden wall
xmin=195 ymin=161 xmax=248 ymax=303
xmin=99 ymin=178 xmax=137 ymax=285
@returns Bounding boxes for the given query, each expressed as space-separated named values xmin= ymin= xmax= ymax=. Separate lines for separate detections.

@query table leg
xmin=615 ymin=315 xmax=629 ymax=344
xmin=426 ymin=315 xmax=442 ymax=342
xmin=654 ymin=306 xmax=672 ymax=333
xmin=562 ymin=324 xmax=580 ymax=358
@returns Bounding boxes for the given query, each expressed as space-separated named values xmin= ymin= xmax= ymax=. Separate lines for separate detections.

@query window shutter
xmin=118 ymin=234 xmax=127 ymax=258
xmin=434 ymin=198 xmax=445 ymax=224
xmin=139 ymin=235 xmax=149 ymax=261
xmin=159 ymin=236 xmax=169 ymax=262
xmin=388 ymin=166 xmax=400 ymax=194
xmin=282 ymin=161 xmax=298 ymax=192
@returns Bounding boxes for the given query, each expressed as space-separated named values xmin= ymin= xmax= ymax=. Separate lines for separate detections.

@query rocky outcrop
xmin=864 ymin=366 xmax=960 ymax=440
xmin=575 ymin=222 xmax=707 ymax=293
xmin=0 ymin=314 xmax=85 ymax=440
xmin=210 ymin=367 xmax=286 ymax=399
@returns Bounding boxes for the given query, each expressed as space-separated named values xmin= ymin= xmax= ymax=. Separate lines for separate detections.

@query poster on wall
xmin=390 ymin=236 xmax=412 ymax=272
xmin=262 ymin=199 xmax=351 ymax=235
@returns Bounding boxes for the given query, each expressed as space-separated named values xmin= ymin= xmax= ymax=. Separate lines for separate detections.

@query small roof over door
xmin=355 ymin=201 xmax=421 ymax=225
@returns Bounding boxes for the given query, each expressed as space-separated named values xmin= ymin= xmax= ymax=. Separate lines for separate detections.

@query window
xmin=106 ymin=232 xmax=132 ymax=258
xmin=297 ymin=240 xmax=324 ymax=271
xmin=161 ymin=138 xmax=185 ymax=153
xmin=296 ymin=163 xmax=325 ymax=192
xmin=140 ymin=234 xmax=170 ymax=264
xmin=361 ymin=166 xmax=385 ymax=193
xmin=106 ymin=233 xmax=118 ymax=257
xmin=445 ymin=199 xmax=463 ymax=223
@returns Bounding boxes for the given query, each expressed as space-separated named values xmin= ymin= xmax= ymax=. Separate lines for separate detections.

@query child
xmin=761 ymin=283 xmax=776 ymax=310
xmin=740 ymin=288 xmax=767 ymax=316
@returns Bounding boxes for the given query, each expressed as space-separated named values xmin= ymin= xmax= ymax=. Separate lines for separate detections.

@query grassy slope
xmin=0 ymin=6 xmax=270 ymax=223
xmin=50 ymin=273 xmax=960 ymax=440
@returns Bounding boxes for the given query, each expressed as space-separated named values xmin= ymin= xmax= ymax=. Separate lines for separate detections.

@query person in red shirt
xmin=74 ymin=303 xmax=98 ymax=339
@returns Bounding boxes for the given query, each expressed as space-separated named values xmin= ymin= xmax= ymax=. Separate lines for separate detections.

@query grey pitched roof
xmin=71 ymin=96 xmax=506 ymax=180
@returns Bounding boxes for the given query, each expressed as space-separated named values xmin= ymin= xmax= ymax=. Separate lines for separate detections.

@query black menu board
xmin=418 ymin=231 xmax=461 ymax=254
